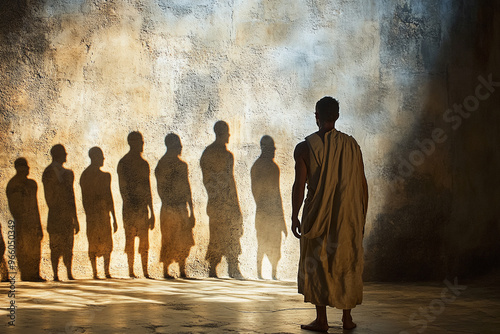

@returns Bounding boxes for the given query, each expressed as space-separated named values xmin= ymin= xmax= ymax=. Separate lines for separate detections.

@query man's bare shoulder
xmin=294 ymin=141 xmax=309 ymax=161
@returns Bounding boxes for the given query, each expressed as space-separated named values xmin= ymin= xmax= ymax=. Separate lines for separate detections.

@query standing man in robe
xmin=291 ymin=97 xmax=368 ymax=331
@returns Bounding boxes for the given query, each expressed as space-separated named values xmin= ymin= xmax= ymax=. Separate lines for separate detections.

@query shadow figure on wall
xmin=6 ymin=158 xmax=44 ymax=281
xmin=0 ymin=223 xmax=9 ymax=281
xmin=251 ymin=136 xmax=287 ymax=280
xmin=42 ymin=145 xmax=79 ymax=281
xmin=80 ymin=147 xmax=118 ymax=279
xmin=117 ymin=132 xmax=155 ymax=278
xmin=155 ymin=133 xmax=195 ymax=278
xmin=200 ymin=121 xmax=243 ymax=278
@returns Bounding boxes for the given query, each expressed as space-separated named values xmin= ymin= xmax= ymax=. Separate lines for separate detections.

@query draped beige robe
xmin=298 ymin=129 xmax=368 ymax=309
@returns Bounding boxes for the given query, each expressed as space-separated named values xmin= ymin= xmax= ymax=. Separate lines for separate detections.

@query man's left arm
xmin=291 ymin=142 xmax=308 ymax=239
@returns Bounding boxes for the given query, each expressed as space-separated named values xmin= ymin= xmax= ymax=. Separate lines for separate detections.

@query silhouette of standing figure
xmin=0 ymin=223 xmax=9 ymax=282
xmin=117 ymin=132 xmax=155 ymax=278
xmin=251 ymin=136 xmax=287 ymax=280
xmin=6 ymin=158 xmax=44 ymax=281
xmin=42 ymin=145 xmax=79 ymax=281
xmin=80 ymin=147 xmax=118 ymax=279
xmin=200 ymin=121 xmax=243 ymax=278
xmin=155 ymin=133 xmax=195 ymax=278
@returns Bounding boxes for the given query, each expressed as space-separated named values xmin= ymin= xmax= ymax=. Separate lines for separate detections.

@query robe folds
xmin=298 ymin=129 xmax=368 ymax=309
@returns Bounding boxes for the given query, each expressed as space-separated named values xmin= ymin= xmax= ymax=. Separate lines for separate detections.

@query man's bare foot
xmin=342 ymin=316 xmax=357 ymax=330
xmin=301 ymin=319 xmax=329 ymax=332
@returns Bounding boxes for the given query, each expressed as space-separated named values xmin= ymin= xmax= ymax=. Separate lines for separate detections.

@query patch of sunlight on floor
xmin=0 ymin=278 xmax=299 ymax=316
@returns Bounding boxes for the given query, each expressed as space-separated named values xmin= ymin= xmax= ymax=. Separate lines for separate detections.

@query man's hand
xmin=291 ymin=216 xmax=301 ymax=239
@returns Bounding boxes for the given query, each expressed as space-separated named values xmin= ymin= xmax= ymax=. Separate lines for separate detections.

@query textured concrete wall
xmin=0 ymin=0 xmax=499 ymax=281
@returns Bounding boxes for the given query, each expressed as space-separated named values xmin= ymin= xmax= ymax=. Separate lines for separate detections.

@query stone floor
xmin=0 ymin=274 xmax=499 ymax=334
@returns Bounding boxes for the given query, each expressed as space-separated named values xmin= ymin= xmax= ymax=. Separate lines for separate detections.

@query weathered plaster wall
xmin=0 ymin=0 xmax=499 ymax=281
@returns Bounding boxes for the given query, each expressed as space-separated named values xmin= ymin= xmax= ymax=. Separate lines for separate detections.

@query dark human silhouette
xmin=251 ymin=136 xmax=287 ymax=280
xmin=292 ymin=97 xmax=368 ymax=331
xmin=80 ymin=147 xmax=118 ymax=279
xmin=155 ymin=133 xmax=195 ymax=278
xmin=117 ymin=132 xmax=155 ymax=278
xmin=42 ymin=145 xmax=80 ymax=281
xmin=0 ymin=223 xmax=9 ymax=282
xmin=6 ymin=158 xmax=44 ymax=281
xmin=200 ymin=121 xmax=243 ymax=278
